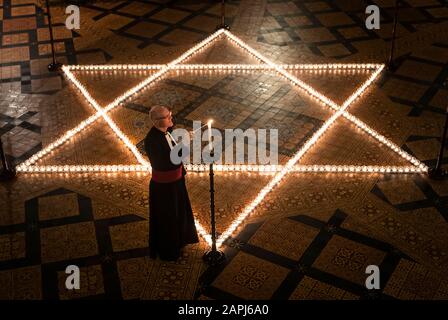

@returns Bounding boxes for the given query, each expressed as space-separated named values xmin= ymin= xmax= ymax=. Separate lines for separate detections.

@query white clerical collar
xmin=165 ymin=131 xmax=177 ymax=150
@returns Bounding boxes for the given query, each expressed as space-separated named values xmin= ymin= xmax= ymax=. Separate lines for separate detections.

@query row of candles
xmin=17 ymin=164 xmax=425 ymax=174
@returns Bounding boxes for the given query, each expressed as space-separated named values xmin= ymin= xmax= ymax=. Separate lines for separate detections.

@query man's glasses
xmin=154 ymin=111 xmax=172 ymax=121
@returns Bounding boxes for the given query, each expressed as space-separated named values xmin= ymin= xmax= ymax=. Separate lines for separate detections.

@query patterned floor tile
xmin=395 ymin=60 xmax=443 ymax=82
xmin=289 ymin=276 xmax=359 ymax=300
xmin=141 ymin=243 xmax=206 ymax=300
xmin=34 ymin=118 xmax=138 ymax=167
xmin=38 ymin=193 xmax=79 ymax=221
xmin=295 ymin=27 xmax=337 ymax=42
xmin=2 ymin=16 xmax=36 ymax=32
xmin=91 ymin=199 xmax=128 ymax=220
xmin=412 ymin=45 xmax=448 ymax=63
xmin=0 ymin=232 xmax=26 ymax=261
xmin=212 ymin=251 xmax=290 ymax=299
xmin=117 ymin=256 xmax=152 ymax=300
xmin=248 ymin=218 xmax=319 ymax=260
xmin=117 ymin=2 xmax=157 ymax=16
xmin=382 ymin=78 xmax=428 ymax=103
xmin=405 ymin=138 xmax=442 ymax=161
xmin=312 ymin=235 xmax=387 ymax=286
xmin=383 ymin=259 xmax=448 ymax=299
xmin=40 ymin=222 xmax=98 ymax=263
xmin=109 ymin=221 xmax=148 ymax=252
xmin=0 ymin=266 xmax=42 ymax=299
xmin=316 ymin=12 xmax=354 ymax=27
xmin=376 ymin=179 xmax=427 ymax=205
xmin=73 ymin=69 xmax=159 ymax=107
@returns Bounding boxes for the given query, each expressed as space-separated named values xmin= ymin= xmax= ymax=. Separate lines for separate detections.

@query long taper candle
xmin=207 ymin=119 xmax=214 ymax=152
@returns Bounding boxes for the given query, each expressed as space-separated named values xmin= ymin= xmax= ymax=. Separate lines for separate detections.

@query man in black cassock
xmin=144 ymin=105 xmax=199 ymax=261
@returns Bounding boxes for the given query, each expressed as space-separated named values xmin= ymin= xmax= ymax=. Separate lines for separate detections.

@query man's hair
xmin=149 ymin=105 xmax=168 ymax=122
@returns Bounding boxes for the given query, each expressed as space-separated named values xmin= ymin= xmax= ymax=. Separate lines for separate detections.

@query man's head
xmin=150 ymin=105 xmax=173 ymax=131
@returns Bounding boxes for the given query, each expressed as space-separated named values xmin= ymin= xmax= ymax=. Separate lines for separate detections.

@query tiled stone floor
xmin=1 ymin=0 xmax=448 ymax=300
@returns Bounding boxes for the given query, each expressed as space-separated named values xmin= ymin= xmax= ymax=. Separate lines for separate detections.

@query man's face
xmin=154 ymin=107 xmax=173 ymax=128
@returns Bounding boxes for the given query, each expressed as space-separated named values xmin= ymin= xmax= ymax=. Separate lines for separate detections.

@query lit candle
xmin=207 ymin=119 xmax=213 ymax=152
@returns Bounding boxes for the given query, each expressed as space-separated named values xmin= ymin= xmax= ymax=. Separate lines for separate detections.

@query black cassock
xmin=144 ymin=126 xmax=199 ymax=261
